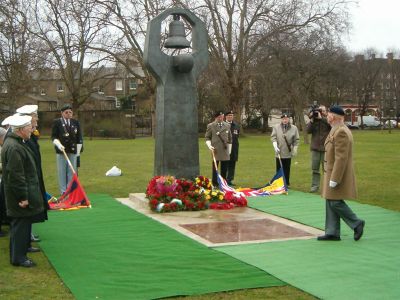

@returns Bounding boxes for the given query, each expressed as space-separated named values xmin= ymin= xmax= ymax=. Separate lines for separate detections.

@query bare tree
xmin=30 ymin=0 xmax=112 ymax=110
xmin=0 ymin=0 xmax=35 ymax=111
xmin=174 ymin=0 xmax=351 ymax=116
xmin=349 ymin=50 xmax=384 ymax=128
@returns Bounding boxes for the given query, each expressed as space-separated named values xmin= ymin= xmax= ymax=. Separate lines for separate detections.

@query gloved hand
xmin=272 ymin=141 xmax=280 ymax=153
xmin=228 ymin=144 xmax=232 ymax=155
xmin=205 ymin=140 xmax=215 ymax=151
xmin=292 ymin=145 xmax=298 ymax=157
xmin=53 ymin=139 xmax=65 ymax=151
xmin=329 ymin=180 xmax=338 ymax=188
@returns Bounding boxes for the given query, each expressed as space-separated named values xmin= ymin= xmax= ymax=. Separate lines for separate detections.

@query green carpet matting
xmin=34 ymin=194 xmax=284 ymax=300
xmin=216 ymin=190 xmax=400 ymax=300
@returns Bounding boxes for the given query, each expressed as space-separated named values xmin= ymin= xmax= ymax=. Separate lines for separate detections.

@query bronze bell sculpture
xmin=164 ymin=14 xmax=190 ymax=49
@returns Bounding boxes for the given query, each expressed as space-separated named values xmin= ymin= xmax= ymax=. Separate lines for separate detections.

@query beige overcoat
xmin=321 ymin=124 xmax=357 ymax=200
xmin=205 ymin=121 xmax=232 ymax=161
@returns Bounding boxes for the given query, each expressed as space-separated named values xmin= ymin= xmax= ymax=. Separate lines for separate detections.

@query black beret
xmin=281 ymin=113 xmax=289 ymax=118
xmin=329 ymin=105 xmax=345 ymax=116
xmin=60 ymin=104 xmax=72 ymax=112
xmin=225 ymin=110 xmax=234 ymax=116
xmin=214 ymin=111 xmax=224 ymax=118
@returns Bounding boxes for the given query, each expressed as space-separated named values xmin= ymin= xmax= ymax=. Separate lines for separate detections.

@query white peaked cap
xmin=16 ymin=104 xmax=38 ymax=115
xmin=1 ymin=115 xmax=13 ymax=126
xmin=8 ymin=115 xmax=32 ymax=128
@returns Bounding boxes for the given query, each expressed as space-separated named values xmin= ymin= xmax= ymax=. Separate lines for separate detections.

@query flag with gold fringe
xmin=49 ymin=174 xmax=91 ymax=210
xmin=218 ymin=168 xmax=287 ymax=197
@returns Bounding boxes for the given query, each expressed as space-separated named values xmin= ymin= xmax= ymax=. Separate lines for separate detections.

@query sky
xmin=345 ymin=0 xmax=400 ymax=55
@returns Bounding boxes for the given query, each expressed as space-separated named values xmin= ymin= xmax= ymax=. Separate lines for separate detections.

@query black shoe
xmin=31 ymin=236 xmax=41 ymax=242
xmin=354 ymin=220 xmax=365 ymax=241
xmin=13 ymin=259 xmax=36 ymax=268
xmin=317 ymin=234 xmax=341 ymax=241
xmin=27 ymin=247 xmax=41 ymax=253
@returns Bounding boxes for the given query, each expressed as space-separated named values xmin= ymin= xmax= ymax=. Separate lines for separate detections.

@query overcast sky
xmin=345 ymin=0 xmax=400 ymax=55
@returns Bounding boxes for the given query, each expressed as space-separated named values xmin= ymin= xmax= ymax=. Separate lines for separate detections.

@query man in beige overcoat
xmin=205 ymin=111 xmax=232 ymax=187
xmin=318 ymin=105 xmax=365 ymax=241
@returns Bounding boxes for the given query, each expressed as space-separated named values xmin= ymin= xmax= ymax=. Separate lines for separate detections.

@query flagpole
xmin=62 ymin=149 xmax=76 ymax=174
xmin=211 ymin=150 xmax=218 ymax=170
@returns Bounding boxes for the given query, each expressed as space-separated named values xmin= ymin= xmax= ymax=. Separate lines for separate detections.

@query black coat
xmin=51 ymin=118 xmax=83 ymax=154
xmin=228 ymin=121 xmax=240 ymax=161
xmin=25 ymin=133 xmax=48 ymax=222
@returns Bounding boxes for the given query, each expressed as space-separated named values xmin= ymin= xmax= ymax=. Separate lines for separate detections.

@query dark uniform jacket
xmin=228 ymin=121 xmax=240 ymax=161
xmin=1 ymin=132 xmax=44 ymax=218
xmin=306 ymin=118 xmax=331 ymax=152
xmin=26 ymin=132 xmax=48 ymax=222
xmin=51 ymin=118 xmax=83 ymax=154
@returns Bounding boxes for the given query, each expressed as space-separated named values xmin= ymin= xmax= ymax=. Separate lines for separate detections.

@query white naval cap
xmin=16 ymin=104 xmax=38 ymax=115
xmin=8 ymin=115 xmax=32 ymax=128
xmin=1 ymin=115 xmax=13 ymax=126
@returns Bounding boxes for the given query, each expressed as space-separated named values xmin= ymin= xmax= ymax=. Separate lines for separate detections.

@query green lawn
xmin=1 ymin=130 xmax=399 ymax=299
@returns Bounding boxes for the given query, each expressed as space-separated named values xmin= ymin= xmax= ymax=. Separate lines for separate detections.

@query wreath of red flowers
xmin=146 ymin=175 xmax=247 ymax=213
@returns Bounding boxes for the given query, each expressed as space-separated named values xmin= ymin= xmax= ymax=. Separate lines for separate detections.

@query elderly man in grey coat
xmin=318 ymin=105 xmax=365 ymax=241
xmin=205 ymin=111 xmax=232 ymax=187
xmin=271 ymin=113 xmax=299 ymax=187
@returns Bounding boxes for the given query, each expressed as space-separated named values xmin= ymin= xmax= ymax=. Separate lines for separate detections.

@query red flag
xmin=49 ymin=174 xmax=91 ymax=210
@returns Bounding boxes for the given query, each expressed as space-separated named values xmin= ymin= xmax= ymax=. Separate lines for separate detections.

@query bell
xmin=164 ymin=14 xmax=190 ymax=49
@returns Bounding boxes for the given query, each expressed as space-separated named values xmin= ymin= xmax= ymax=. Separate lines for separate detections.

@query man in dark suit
xmin=205 ymin=111 xmax=232 ymax=187
xmin=51 ymin=104 xmax=83 ymax=195
xmin=225 ymin=110 xmax=240 ymax=186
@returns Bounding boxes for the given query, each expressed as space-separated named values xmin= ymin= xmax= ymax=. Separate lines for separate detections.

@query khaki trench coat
xmin=205 ymin=121 xmax=232 ymax=161
xmin=321 ymin=124 xmax=357 ymax=200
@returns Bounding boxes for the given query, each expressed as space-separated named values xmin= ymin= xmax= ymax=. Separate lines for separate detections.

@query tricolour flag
xmin=218 ymin=168 xmax=287 ymax=197
xmin=49 ymin=174 xmax=91 ymax=210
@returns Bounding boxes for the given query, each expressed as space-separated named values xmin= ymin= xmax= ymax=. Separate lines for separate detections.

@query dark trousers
xmin=10 ymin=217 xmax=31 ymax=264
xmin=226 ymin=159 xmax=237 ymax=183
xmin=212 ymin=160 xmax=229 ymax=186
xmin=276 ymin=157 xmax=291 ymax=186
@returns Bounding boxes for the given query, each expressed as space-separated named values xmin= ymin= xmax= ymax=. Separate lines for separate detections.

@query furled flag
xmin=49 ymin=174 xmax=91 ymax=210
xmin=218 ymin=168 xmax=288 ymax=197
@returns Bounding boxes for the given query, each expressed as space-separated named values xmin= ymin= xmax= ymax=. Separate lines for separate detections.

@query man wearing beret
xmin=270 ymin=113 xmax=299 ymax=187
xmin=318 ymin=105 xmax=365 ymax=241
xmin=205 ymin=111 xmax=232 ymax=187
xmin=1 ymin=115 xmax=44 ymax=267
xmin=225 ymin=110 xmax=240 ymax=186
xmin=51 ymin=104 xmax=83 ymax=194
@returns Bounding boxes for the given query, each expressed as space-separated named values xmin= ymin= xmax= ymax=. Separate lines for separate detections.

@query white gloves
xmin=329 ymin=180 xmax=338 ymax=188
xmin=292 ymin=145 xmax=298 ymax=157
xmin=205 ymin=140 xmax=215 ymax=151
xmin=228 ymin=144 xmax=232 ymax=155
xmin=77 ymin=144 xmax=83 ymax=155
xmin=272 ymin=141 xmax=280 ymax=153
xmin=53 ymin=139 xmax=65 ymax=151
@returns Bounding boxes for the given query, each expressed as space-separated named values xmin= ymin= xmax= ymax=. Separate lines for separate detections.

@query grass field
xmin=1 ymin=130 xmax=399 ymax=299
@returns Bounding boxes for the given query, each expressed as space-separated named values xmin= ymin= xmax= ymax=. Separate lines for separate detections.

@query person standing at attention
xmin=205 ymin=111 xmax=232 ymax=187
xmin=51 ymin=104 xmax=83 ymax=195
xmin=1 ymin=115 xmax=44 ymax=267
xmin=271 ymin=113 xmax=299 ymax=187
xmin=306 ymin=105 xmax=331 ymax=193
xmin=225 ymin=110 xmax=240 ymax=186
xmin=318 ymin=105 xmax=365 ymax=241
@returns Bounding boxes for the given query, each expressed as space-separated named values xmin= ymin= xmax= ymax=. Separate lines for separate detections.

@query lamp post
xmin=144 ymin=8 xmax=209 ymax=179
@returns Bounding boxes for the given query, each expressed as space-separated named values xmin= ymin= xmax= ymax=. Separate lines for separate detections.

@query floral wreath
xmin=146 ymin=175 xmax=247 ymax=213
